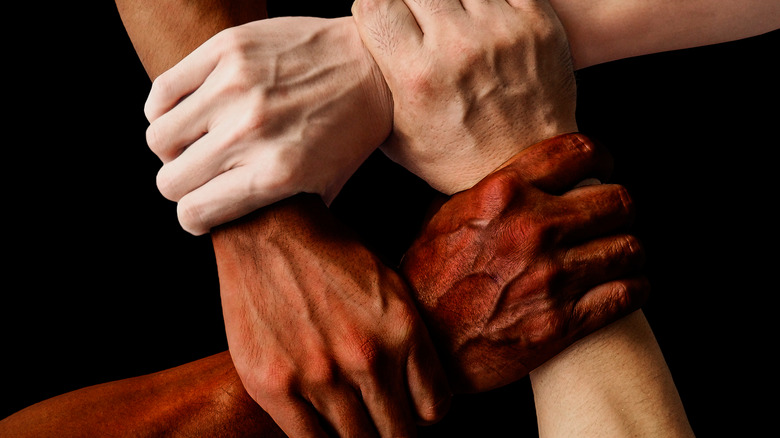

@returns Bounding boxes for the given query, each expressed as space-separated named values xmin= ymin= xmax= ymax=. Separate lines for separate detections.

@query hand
xmin=211 ymin=195 xmax=450 ymax=437
xmin=145 ymin=16 xmax=393 ymax=235
xmin=401 ymin=133 xmax=650 ymax=393
xmin=352 ymin=0 xmax=578 ymax=194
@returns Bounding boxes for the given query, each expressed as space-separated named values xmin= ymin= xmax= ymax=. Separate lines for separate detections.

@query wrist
xmin=341 ymin=15 xmax=393 ymax=141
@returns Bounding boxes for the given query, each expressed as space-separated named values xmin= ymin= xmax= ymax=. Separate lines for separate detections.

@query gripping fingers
xmin=406 ymin=335 xmax=452 ymax=425
xmin=558 ymin=183 xmax=636 ymax=242
xmin=308 ymin=385 xmax=380 ymax=438
xmin=573 ymin=276 xmax=651 ymax=335
xmin=144 ymin=28 xmax=228 ymax=121
xmin=502 ymin=134 xmax=614 ymax=194
xmin=560 ymin=234 xmax=646 ymax=294
xmin=176 ymin=168 xmax=297 ymax=235
xmin=359 ymin=376 xmax=417 ymax=438
xmin=262 ymin=397 xmax=330 ymax=438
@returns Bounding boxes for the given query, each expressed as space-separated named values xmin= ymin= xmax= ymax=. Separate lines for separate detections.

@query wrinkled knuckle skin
xmin=350 ymin=336 xmax=382 ymax=376
xmin=472 ymin=172 xmax=517 ymax=217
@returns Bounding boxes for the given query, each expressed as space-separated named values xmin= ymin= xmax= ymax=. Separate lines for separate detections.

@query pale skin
xmin=118 ymin=1 xmax=632 ymax=436
xmin=143 ymin=0 xmax=780 ymax=235
xmin=0 ymin=132 xmax=647 ymax=438
xmin=352 ymin=1 xmax=693 ymax=436
xmin=83 ymin=0 xmax=771 ymax=436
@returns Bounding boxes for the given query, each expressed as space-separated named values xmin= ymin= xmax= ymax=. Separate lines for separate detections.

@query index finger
xmin=143 ymin=26 xmax=230 ymax=122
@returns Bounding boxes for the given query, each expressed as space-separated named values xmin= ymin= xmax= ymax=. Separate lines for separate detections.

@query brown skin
xmin=401 ymin=134 xmax=649 ymax=393
xmin=0 ymin=352 xmax=285 ymax=438
xmin=0 ymin=1 xmax=646 ymax=436
xmin=118 ymin=2 xmax=450 ymax=435
xmin=0 ymin=133 xmax=647 ymax=436
xmin=211 ymin=194 xmax=450 ymax=438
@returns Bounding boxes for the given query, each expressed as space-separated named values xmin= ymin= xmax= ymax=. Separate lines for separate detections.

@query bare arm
xmin=352 ymin=0 xmax=694 ymax=435
xmin=531 ymin=311 xmax=694 ymax=437
xmin=553 ymin=0 xmax=780 ymax=69
xmin=0 ymin=352 xmax=285 ymax=438
xmin=114 ymin=0 xmax=267 ymax=79
xmin=115 ymin=3 xmax=450 ymax=436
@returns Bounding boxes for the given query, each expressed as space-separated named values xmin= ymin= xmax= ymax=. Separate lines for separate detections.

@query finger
xmin=358 ymin=368 xmax=418 ymax=438
xmin=154 ymin=124 xmax=239 ymax=202
xmin=406 ymin=333 xmax=452 ymax=425
xmin=572 ymin=276 xmax=651 ymax=336
xmin=176 ymin=167 xmax=297 ymax=235
xmin=308 ymin=385 xmax=380 ymax=438
xmin=262 ymin=397 xmax=330 ymax=438
xmin=144 ymin=28 xmax=228 ymax=121
xmin=556 ymin=183 xmax=636 ymax=241
xmin=501 ymin=133 xmax=614 ymax=194
xmin=559 ymin=234 xmax=646 ymax=295
xmin=145 ymin=90 xmax=214 ymax=163
xmin=352 ymin=0 xmax=422 ymax=64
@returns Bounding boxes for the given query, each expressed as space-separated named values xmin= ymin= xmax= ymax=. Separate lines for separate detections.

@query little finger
xmin=176 ymin=167 xmax=298 ymax=235
xmin=559 ymin=234 xmax=646 ymax=295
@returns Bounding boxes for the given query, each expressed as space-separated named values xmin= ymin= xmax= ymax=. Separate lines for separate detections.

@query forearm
xmin=114 ymin=0 xmax=267 ymax=79
xmin=0 ymin=352 xmax=285 ymax=438
xmin=530 ymin=311 xmax=694 ymax=437
xmin=551 ymin=0 xmax=779 ymax=69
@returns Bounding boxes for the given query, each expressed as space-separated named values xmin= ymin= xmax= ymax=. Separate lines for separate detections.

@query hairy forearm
xmin=530 ymin=311 xmax=694 ymax=437
xmin=0 ymin=352 xmax=285 ymax=438
xmin=551 ymin=0 xmax=779 ymax=69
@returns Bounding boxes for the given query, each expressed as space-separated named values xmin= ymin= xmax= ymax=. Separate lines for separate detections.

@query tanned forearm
xmin=114 ymin=0 xmax=267 ymax=79
xmin=0 ymin=352 xmax=285 ymax=437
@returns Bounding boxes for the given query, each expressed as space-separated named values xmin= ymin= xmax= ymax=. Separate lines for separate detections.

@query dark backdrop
xmin=3 ymin=2 xmax=777 ymax=436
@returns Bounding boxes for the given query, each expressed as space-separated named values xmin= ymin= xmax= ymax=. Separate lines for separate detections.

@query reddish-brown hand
xmin=402 ymin=133 xmax=650 ymax=393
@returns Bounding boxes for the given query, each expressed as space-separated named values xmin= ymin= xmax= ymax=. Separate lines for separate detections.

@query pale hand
xmin=145 ymin=16 xmax=392 ymax=235
xmin=352 ymin=0 xmax=578 ymax=194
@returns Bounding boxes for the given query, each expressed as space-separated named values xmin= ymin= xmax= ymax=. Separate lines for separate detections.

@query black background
xmin=3 ymin=2 xmax=778 ymax=436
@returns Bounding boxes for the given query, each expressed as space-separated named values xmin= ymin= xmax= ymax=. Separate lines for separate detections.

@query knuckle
xmin=249 ymin=364 xmax=297 ymax=402
xmin=145 ymin=76 xmax=172 ymax=121
xmin=612 ymin=185 xmax=635 ymax=217
xmin=176 ymin=199 xmax=207 ymax=235
xmin=155 ymin=165 xmax=180 ymax=201
xmin=614 ymin=234 xmax=646 ymax=269
xmin=213 ymin=26 xmax=250 ymax=55
xmin=344 ymin=331 xmax=384 ymax=375
xmin=351 ymin=0 xmax=376 ymax=18
xmin=302 ymin=360 xmax=339 ymax=390
xmin=473 ymin=172 xmax=517 ymax=215
xmin=145 ymin=123 xmax=167 ymax=159
xmin=245 ymin=160 xmax=294 ymax=199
